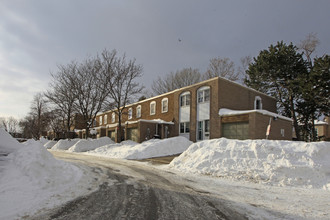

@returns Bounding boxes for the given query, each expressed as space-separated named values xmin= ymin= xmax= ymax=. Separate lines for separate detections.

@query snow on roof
xmin=125 ymin=119 xmax=174 ymax=125
xmin=106 ymin=123 xmax=125 ymax=128
xmin=219 ymin=108 xmax=292 ymax=121
xmin=315 ymin=120 xmax=328 ymax=125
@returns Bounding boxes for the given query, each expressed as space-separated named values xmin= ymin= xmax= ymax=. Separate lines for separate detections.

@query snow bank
xmin=0 ymin=130 xmax=86 ymax=219
xmin=51 ymin=138 xmax=80 ymax=150
xmin=0 ymin=128 xmax=21 ymax=154
xmin=68 ymin=137 xmax=114 ymax=152
xmin=87 ymin=137 xmax=192 ymax=160
xmin=39 ymin=136 xmax=49 ymax=145
xmin=44 ymin=140 xmax=57 ymax=149
xmin=9 ymin=140 xmax=82 ymax=186
xmin=169 ymin=138 xmax=330 ymax=190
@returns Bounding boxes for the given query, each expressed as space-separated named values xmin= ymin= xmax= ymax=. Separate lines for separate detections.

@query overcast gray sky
xmin=1 ymin=0 xmax=329 ymax=119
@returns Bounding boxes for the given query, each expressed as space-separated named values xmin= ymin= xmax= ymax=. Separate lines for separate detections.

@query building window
xmin=150 ymin=101 xmax=156 ymax=115
xmin=99 ymin=116 xmax=102 ymax=125
xmin=112 ymin=112 xmax=115 ymax=123
xmin=254 ymin=96 xmax=262 ymax=110
xmin=128 ymin=108 xmax=133 ymax=119
xmin=162 ymin=98 xmax=168 ymax=113
xmin=180 ymin=92 xmax=190 ymax=107
xmin=136 ymin=105 xmax=141 ymax=118
xmin=180 ymin=122 xmax=190 ymax=133
xmin=204 ymin=120 xmax=210 ymax=132
xmin=104 ymin=115 xmax=107 ymax=124
xmin=197 ymin=87 xmax=210 ymax=103
xmin=281 ymin=129 xmax=285 ymax=137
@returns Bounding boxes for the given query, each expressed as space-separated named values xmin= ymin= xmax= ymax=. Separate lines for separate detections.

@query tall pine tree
xmin=245 ymin=41 xmax=308 ymax=141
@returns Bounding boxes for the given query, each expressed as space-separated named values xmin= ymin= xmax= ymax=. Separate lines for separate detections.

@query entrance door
xmin=197 ymin=120 xmax=210 ymax=141
xmin=127 ymin=128 xmax=138 ymax=142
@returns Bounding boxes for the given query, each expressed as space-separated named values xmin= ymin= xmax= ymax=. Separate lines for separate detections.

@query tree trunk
xmin=290 ymin=96 xmax=301 ymax=141
xmin=117 ymin=111 xmax=122 ymax=143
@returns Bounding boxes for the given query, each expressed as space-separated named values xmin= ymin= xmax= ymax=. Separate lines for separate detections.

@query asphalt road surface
xmin=32 ymin=152 xmax=248 ymax=220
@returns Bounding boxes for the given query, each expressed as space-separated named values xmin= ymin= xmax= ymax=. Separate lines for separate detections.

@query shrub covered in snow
xmin=169 ymin=138 xmax=330 ymax=190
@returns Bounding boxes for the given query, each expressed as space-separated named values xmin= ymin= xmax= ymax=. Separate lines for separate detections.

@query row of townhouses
xmin=76 ymin=77 xmax=293 ymax=143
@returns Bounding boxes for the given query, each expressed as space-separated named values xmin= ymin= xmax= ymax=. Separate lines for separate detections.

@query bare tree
xmin=151 ymin=68 xmax=201 ymax=95
xmin=103 ymin=50 xmax=144 ymax=142
xmin=0 ymin=116 xmax=19 ymax=134
xmin=298 ymin=32 xmax=320 ymax=66
xmin=238 ymin=56 xmax=252 ymax=83
xmin=19 ymin=93 xmax=50 ymax=139
xmin=45 ymin=61 xmax=78 ymax=132
xmin=204 ymin=57 xmax=240 ymax=81
xmin=19 ymin=115 xmax=38 ymax=139
xmin=71 ymin=53 xmax=115 ymax=138
xmin=31 ymin=93 xmax=50 ymax=138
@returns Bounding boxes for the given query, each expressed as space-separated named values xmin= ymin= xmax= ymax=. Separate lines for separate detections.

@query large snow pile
xmin=87 ymin=140 xmax=137 ymax=158
xmin=87 ymin=136 xmax=193 ymax=160
xmin=0 ymin=128 xmax=21 ymax=154
xmin=0 ymin=130 xmax=86 ymax=219
xmin=38 ymin=136 xmax=49 ymax=145
xmin=68 ymin=137 xmax=114 ymax=152
xmin=44 ymin=140 xmax=57 ymax=149
xmin=169 ymin=138 xmax=330 ymax=190
xmin=51 ymin=138 xmax=80 ymax=150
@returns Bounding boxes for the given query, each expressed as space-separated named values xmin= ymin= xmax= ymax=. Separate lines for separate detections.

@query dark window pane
xmin=185 ymin=122 xmax=190 ymax=132
xmin=204 ymin=89 xmax=210 ymax=101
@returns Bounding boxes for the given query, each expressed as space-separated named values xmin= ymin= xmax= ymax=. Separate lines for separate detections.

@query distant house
xmin=47 ymin=113 xmax=87 ymax=140
xmin=315 ymin=117 xmax=330 ymax=141
xmin=92 ymin=77 xmax=292 ymax=143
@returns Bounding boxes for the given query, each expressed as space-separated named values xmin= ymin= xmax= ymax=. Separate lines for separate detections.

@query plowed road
xmin=33 ymin=151 xmax=249 ymax=220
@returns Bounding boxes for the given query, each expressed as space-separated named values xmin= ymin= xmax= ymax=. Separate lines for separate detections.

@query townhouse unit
xmin=315 ymin=117 xmax=330 ymax=141
xmin=91 ymin=77 xmax=292 ymax=143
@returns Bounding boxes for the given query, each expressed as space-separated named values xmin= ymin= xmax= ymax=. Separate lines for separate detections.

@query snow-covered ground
xmin=47 ymin=135 xmax=330 ymax=190
xmin=0 ymin=129 xmax=97 ymax=219
xmin=1 ymin=128 xmax=330 ymax=219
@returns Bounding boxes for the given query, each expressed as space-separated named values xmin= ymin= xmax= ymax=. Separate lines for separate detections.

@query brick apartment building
xmin=87 ymin=77 xmax=292 ymax=143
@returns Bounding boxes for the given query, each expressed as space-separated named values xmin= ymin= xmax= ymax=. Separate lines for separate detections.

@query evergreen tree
xmin=296 ymin=55 xmax=330 ymax=141
xmin=245 ymin=41 xmax=308 ymax=141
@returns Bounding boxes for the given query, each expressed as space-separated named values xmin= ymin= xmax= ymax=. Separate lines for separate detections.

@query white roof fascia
xmin=219 ymin=108 xmax=292 ymax=122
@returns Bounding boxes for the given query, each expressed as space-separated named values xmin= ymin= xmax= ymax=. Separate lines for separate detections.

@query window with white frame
xmin=99 ymin=116 xmax=102 ymax=125
xmin=128 ymin=108 xmax=133 ymax=119
xmin=104 ymin=115 xmax=107 ymax=124
xmin=150 ymin=101 xmax=156 ymax=115
xmin=254 ymin=96 xmax=262 ymax=110
xmin=197 ymin=87 xmax=210 ymax=103
xmin=111 ymin=112 xmax=115 ymax=123
xmin=180 ymin=92 xmax=190 ymax=107
xmin=136 ymin=105 xmax=141 ymax=118
xmin=161 ymin=98 xmax=168 ymax=113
